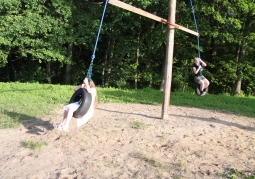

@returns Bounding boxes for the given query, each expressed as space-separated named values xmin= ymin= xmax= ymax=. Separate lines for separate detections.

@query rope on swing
xmin=189 ymin=0 xmax=200 ymax=59
xmin=189 ymin=0 xmax=202 ymax=77
xmin=87 ymin=0 xmax=109 ymax=79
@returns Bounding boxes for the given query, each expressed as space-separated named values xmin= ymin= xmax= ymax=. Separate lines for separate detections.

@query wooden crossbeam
xmin=108 ymin=0 xmax=199 ymax=36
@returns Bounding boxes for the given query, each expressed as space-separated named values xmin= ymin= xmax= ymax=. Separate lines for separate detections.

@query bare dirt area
xmin=0 ymin=103 xmax=255 ymax=179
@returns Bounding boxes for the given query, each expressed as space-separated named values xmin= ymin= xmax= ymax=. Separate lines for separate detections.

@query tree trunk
xmin=210 ymin=37 xmax=217 ymax=56
xmin=104 ymin=27 xmax=117 ymax=87
xmin=135 ymin=47 xmax=139 ymax=89
xmin=47 ymin=61 xmax=51 ymax=84
xmin=160 ymin=57 xmax=165 ymax=91
xmin=234 ymin=78 xmax=242 ymax=95
xmin=106 ymin=42 xmax=114 ymax=87
xmin=233 ymin=45 xmax=245 ymax=95
xmin=6 ymin=63 xmax=10 ymax=82
xmin=102 ymin=40 xmax=111 ymax=87
xmin=10 ymin=58 xmax=16 ymax=81
xmin=232 ymin=14 xmax=252 ymax=95
xmin=146 ymin=16 xmax=156 ymax=87
xmin=135 ymin=31 xmax=140 ymax=90
xmin=102 ymin=51 xmax=107 ymax=87
xmin=65 ymin=43 xmax=73 ymax=85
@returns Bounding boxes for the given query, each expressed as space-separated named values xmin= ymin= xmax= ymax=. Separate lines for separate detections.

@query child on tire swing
xmin=192 ymin=57 xmax=210 ymax=96
xmin=55 ymin=78 xmax=97 ymax=131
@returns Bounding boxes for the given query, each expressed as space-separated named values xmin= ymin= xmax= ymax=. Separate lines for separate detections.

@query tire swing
xmin=190 ymin=0 xmax=208 ymax=96
xmin=195 ymin=83 xmax=209 ymax=96
xmin=68 ymin=0 xmax=108 ymax=118
xmin=69 ymin=88 xmax=92 ymax=118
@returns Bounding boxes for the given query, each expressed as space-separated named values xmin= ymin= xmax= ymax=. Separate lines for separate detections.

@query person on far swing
xmin=192 ymin=57 xmax=210 ymax=96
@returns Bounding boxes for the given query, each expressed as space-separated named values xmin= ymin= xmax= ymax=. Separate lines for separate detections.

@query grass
xmin=222 ymin=168 xmax=255 ymax=179
xmin=0 ymin=82 xmax=254 ymax=129
xmin=142 ymin=156 xmax=163 ymax=168
xmin=132 ymin=152 xmax=163 ymax=168
xmin=21 ymin=140 xmax=48 ymax=150
xmin=98 ymin=87 xmax=255 ymax=118
xmin=130 ymin=121 xmax=145 ymax=129
xmin=171 ymin=92 xmax=255 ymax=117
xmin=0 ymin=82 xmax=75 ymax=128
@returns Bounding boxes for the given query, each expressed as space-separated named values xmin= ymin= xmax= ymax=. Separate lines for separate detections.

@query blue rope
xmin=87 ymin=0 xmax=109 ymax=79
xmin=189 ymin=0 xmax=200 ymax=59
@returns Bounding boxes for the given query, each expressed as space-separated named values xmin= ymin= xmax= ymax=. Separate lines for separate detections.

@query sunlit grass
xmin=0 ymin=82 xmax=74 ymax=128
xmin=130 ymin=121 xmax=145 ymax=129
xmin=0 ymin=82 xmax=254 ymax=129
xmin=21 ymin=140 xmax=48 ymax=150
xmin=222 ymin=168 xmax=255 ymax=179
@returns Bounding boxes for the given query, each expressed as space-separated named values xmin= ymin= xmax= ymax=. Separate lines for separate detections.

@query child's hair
xmin=89 ymin=79 xmax=97 ymax=109
xmin=194 ymin=57 xmax=199 ymax=61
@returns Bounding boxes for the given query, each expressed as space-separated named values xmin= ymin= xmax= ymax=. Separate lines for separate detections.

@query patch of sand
xmin=0 ymin=103 xmax=255 ymax=179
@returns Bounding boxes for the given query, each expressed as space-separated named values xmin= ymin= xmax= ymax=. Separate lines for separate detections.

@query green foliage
xmin=0 ymin=0 xmax=255 ymax=95
xmin=17 ymin=60 xmax=48 ymax=83
xmin=0 ymin=0 xmax=72 ymax=65
xmin=197 ymin=0 xmax=255 ymax=95
xmin=116 ymin=78 xmax=130 ymax=89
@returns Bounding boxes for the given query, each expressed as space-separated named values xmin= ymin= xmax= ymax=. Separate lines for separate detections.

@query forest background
xmin=0 ymin=0 xmax=254 ymax=95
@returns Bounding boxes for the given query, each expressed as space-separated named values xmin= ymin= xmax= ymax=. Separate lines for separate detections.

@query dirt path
xmin=0 ymin=103 xmax=255 ymax=179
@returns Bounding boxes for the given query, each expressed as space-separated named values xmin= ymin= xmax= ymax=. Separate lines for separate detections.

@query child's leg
xmin=62 ymin=106 xmax=76 ymax=129
xmin=203 ymin=79 xmax=210 ymax=89
xmin=61 ymin=110 xmax=68 ymax=123
xmin=199 ymin=80 xmax=204 ymax=91
xmin=60 ymin=103 xmax=79 ymax=129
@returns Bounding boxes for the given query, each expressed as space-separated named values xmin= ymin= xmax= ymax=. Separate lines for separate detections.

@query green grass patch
xmin=133 ymin=152 xmax=163 ymax=168
xmin=171 ymin=92 xmax=255 ymax=117
xmin=0 ymin=82 xmax=255 ymax=129
xmin=130 ymin=121 xmax=145 ymax=129
xmin=0 ymin=82 xmax=74 ymax=128
xmin=222 ymin=168 xmax=255 ymax=179
xmin=21 ymin=140 xmax=48 ymax=150
xmin=142 ymin=156 xmax=163 ymax=168
xmin=97 ymin=87 xmax=161 ymax=104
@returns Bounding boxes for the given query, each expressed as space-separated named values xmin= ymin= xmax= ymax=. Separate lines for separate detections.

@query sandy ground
xmin=0 ymin=103 xmax=255 ymax=179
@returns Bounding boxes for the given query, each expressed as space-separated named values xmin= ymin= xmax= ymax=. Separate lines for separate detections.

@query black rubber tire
xmin=195 ymin=83 xmax=209 ymax=96
xmin=69 ymin=88 xmax=92 ymax=118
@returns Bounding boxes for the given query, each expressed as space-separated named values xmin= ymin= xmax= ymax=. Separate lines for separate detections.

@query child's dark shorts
xmin=194 ymin=75 xmax=206 ymax=84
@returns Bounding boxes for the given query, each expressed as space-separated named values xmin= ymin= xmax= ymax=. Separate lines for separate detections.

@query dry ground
xmin=0 ymin=103 xmax=255 ymax=179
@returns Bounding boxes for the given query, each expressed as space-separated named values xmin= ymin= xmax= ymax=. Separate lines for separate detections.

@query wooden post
xmin=161 ymin=0 xmax=176 ymax=120
xmin=108 ymin=0 xmax=197 ymax=119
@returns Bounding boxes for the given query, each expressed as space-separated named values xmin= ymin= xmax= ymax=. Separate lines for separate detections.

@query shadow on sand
xmin=4 ymin=111 xmax=54 ymax=135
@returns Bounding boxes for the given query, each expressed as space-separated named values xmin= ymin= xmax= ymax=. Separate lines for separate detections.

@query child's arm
xmin=84 ymin=78 xmax=93 ymax=94
xmin=74 ymin=84 xmax=84 ymax=91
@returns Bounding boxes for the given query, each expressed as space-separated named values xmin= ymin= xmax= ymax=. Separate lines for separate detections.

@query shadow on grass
xmin=3 ymin=111 xmax=54 ymax=135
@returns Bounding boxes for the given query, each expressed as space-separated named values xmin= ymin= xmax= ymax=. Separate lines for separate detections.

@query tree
xmin=0 ymin=0 xmax=73 ymax=83
xmin=196 ymin=0 xmax=255 ymax=95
